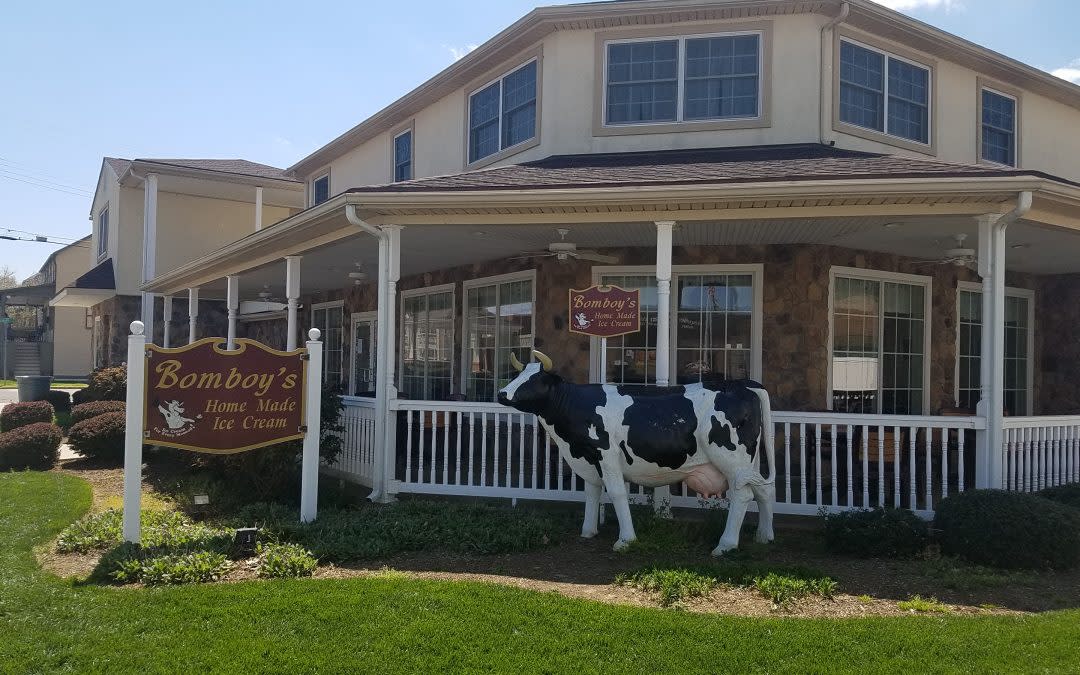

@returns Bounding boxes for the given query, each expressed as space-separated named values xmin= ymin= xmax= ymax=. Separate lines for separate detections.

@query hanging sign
xmin=142 ymin=338 xmax=307 ymax=454
xmin=568 ymin=285 xmax=641 ymax=338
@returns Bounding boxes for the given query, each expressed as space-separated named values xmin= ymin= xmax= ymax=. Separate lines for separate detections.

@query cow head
xmin=497 ymin=350 xmax=559 ymax=414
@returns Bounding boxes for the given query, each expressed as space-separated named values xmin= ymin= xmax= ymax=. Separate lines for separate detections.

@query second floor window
xmin=839 ymin=39 xmax=930 ymax=145
xmin=468 ymin=60 xmax=538 ymax=164
xmin=604 ymin=33 xmax=761 ymax=126
xmin=97 ymin=208 xmax=109 ymax=258
xmin=394 ymin=130 xmax=413 ymax=182
xmin=311 ymin=173 xmax=330 ymax=206
xmin=981 ymin=88 xmax=1017 ymax=166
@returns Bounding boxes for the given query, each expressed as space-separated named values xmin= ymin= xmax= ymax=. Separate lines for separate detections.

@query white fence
xmin=1003 ymin=417 xmax=1080 ymax=492
xmin=334 ymin=397 xmax=998 ymax=517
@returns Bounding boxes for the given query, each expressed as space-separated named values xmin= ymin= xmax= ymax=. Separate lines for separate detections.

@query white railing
xmin=328 ymin=396 xmax=378 ymax=486
xmin=327 ymin=398 xmax=984 ymax=516
xmin=1003 ymin=417 xmax=1080 ymax=492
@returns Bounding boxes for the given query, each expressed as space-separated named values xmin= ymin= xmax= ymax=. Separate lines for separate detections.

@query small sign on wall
xmin=568 ymin=285 xmax=641 ymax=338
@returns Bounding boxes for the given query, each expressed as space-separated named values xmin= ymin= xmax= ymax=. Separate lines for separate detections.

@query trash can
xmin=16 ymin=375 xmax=53 ymax=402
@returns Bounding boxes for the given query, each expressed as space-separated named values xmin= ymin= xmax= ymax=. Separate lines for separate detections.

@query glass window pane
xmin=606 ymin=40 xmax=679 ymax=124
xmin=839 ymin=41 xmax=884 ymax=132
xmin=394 ymin=131 xmax=412 ymax=182
xmin=887 ymin=58 xmax=930 ymax=143
xmin=683 ymin=35 xmax=760 ymax=120
xmin=469 ymin=82 xmax=501 ymax=163
xmin=981 ymin=90 xmax=1016 ymax=166
xmin=501 ymin=61 xmax=537 ymax=149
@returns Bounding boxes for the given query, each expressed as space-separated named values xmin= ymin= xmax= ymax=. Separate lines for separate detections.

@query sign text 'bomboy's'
xmin=568 ymin=285 xmax=641 ymax=338
xmin=143 ymin=338 xmax=307 ymax=454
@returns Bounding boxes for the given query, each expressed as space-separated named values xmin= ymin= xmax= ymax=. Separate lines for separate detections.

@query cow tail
xmin=750 ymin=388 xmax=776 ymax=485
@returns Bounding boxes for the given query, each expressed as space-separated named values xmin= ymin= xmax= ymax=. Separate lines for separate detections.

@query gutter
xmin=819 ymin=2 xmax=850 ymax=146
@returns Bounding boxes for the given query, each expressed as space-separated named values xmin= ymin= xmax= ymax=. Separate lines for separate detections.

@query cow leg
xmin=581 ymin=481 xmax=602 ymax=539
xmin=598 ymin=469 xmax=636 ymax=551
xmin=750 ymin=481 xmax=776 ymax=543
xmin=712 ymin=484 xmax=753 ymax=556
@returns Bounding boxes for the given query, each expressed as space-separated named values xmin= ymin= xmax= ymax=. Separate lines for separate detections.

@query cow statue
xmin=498 ymin=350 xmax=775 ymax=555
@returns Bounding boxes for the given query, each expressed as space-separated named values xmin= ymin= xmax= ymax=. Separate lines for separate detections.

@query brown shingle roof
xmin=347 ymin=144 xmax=1076 ymax=193
xmin=104 ymin=157 xmax=298 ymax=182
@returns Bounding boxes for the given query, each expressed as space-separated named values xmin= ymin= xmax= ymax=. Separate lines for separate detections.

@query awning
xmin=50 ymin=259 xmax=118 ymax=308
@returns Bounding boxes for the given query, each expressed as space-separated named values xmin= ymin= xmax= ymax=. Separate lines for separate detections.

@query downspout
xmin=819 ymin=2 xmax=850 ymax=146
xmin=345 ymin=205 xmax=392 ymax=503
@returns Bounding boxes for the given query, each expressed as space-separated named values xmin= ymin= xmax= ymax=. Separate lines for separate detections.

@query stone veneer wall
xmin=293 ymin=243 xmax=1052 ymax=414
xmin=1035 ymin=274 xmax=1080 ymax=415
xmin=91 ymin=296 xmax=229 ymax=367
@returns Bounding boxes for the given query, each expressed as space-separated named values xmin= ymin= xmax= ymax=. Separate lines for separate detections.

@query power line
xmin=0 ymin=232 xmax=86 ymax=247
xmin=0 ymin=156 xmax=87 ymax=191
xmin=0 ymin=170 xmax=91 ymax=198
xmin=2 ymin=229 xmax=82 ymax=244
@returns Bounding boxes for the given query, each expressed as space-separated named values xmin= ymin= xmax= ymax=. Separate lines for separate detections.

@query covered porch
xmin=142 ymin=146 xmax=1080 ymax=515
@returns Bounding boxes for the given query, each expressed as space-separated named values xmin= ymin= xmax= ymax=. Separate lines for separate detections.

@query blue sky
xmin=1 ymin=0 xmax=1078 ymax=280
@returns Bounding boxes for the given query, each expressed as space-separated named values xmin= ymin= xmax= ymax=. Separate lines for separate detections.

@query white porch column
xmin=140 ymin=173 xmax=159 ymax=334
xmin=285 ymin=256 xmax=302 ymax=351
xmin=384 ymin=226 xmax=402 ymax=392
xmin=162 ymin=296 xmax=173 ymax=348
xmin=187 ymin=287 xmax=199 ymax=344
xmin=370 ymin=226 xmax=403 ymax=504
xmin=976 ymin=214 xmax=1005 ymax=489
xmin=255 ymin=186 xmax=264 ymax=232
xmin=654 ymin=221 xmax=675 ymax=386
xmin=226 ymin=275 xmax=239 ymax=350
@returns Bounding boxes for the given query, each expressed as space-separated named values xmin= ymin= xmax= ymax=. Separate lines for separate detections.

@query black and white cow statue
xmin=498 ymin=351 xmax=775 ymax=555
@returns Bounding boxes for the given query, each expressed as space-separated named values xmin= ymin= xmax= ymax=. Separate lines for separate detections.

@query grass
xmin=3 ymin=472 xmax=1080 ymax=672
xmin=898 ymin=595 xmax=953 ymax=614
xmin=616 ymin=563 xmax=837 ymax=607
xmin=0 ymin=380 xmax=87 ymax=389
xmin=917 ymin=558 xmax=1039 ymax=592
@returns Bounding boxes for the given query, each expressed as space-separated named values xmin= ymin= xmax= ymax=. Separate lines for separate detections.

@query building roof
xmin=12 ymin=236 xmax=92 ymax=289
xmin=346 ymin=144 xmax=1080 ymax=194
xmin=105 ymin=157 xmax=298 ymax=183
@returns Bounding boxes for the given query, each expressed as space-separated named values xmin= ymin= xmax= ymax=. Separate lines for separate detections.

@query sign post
xmin=122 ymin=321 xmax=148 ymax=543
xmin=568 ymin=285 xmax=642 ymax=384
xmin=300 ymin=329 xmax=322 ymax=523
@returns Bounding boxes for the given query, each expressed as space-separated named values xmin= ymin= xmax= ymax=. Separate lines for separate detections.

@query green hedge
xmin=1 ymin=401 xmax=55 ymax=432
xmin=68 ymin=411 xmax=125 ymax=464
xmin=1039 ymin=484 xmax=1080 ymax=511
xmin=0 ymin=422 xmax=63 ymax=470
xmin=822 ymin=507 xmax=930 ymax=558
xmin=71 ymin=365 xmax=126 ymax=405
xmin=71 ymin=400 xmax=126 ymax=425
xmin=934 ymin=489 xmax=1080 ymax=570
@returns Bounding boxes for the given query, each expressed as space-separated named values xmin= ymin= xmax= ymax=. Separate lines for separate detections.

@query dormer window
xmin=311 ymin=172 xmax=330 ymax=206
xmin=468 ymin=60 xmax=538 ymax=165
xmin=838 ymin=38 xmax=931 ymax=147
xmin=97 ymin=207 xmax=109 ymax=260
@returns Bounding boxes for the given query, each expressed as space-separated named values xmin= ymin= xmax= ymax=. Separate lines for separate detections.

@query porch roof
xmin=347 ymin=144 xmax=1080 ymax=195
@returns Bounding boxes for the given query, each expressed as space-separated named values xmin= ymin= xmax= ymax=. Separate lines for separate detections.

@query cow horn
xmin=532 ymin=350 xmax=553 ymax=371
xmin=510 ymin=352 xmax=524 ymax=372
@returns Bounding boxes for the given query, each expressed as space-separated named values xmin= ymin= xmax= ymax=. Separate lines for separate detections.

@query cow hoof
xmin=755 ymin=529 xmax=775 ymax=544
xmin=613 ymin=538 xmax=636 ymax=552
xmin=580 ymin=529 xmax=599 ymax=540
xmin=711 ymin=541 xmax=738 ymax=557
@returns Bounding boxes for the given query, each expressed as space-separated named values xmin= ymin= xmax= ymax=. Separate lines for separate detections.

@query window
xmin=393 ymin=130 xmax=413 ymax=182
xmin=594 ymin=267 xmax=761 ymax=385
xmin=981 ymin=88 xmax=1017 ymax=166
xmin=839 ymin=39 xmax=930 ymax=145
xmin=604 ymin=32 xmax=761 ymax=126
xmin=401 ymin=286 xmax=454 ymax=400
xmin=463 ymin=273 xmax=534 ymax=401
xmin=311 ymin=173 xmax=330 ymax=206
xmin=311 ymin=302 xmax=344 ymax=384
xmin=97 ymin=208 xmax=109 ymax=259
xmin=956 ymin=286 xmax=1033 ymax=415
xmin=830 ymin=270 xmax=930 ymax=415
xmin=468 ymin=60 xmax=538 ymax=164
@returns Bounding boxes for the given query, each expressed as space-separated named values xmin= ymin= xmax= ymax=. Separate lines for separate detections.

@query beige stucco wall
xmin=50 ymin=240 xmax=93 ymax=377
xmin=89 ymin=164 xmax=121 ymax=273
xmin=304 ymin=11 xmax=1080 ymax=191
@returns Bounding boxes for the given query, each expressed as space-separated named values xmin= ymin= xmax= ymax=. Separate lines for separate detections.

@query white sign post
xmin=122 ymin=321 xmax=148 ymax=544
xmin=300 ymin=328 xmax=323 ymax=523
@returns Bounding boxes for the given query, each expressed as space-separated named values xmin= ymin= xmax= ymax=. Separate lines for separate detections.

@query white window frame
xmin=399 ymin=283 xmax=456 ymax=400
xmin=97 ymin=207 xmax=109 ymax=260
xmin=460 ymin=270 xmax=537 ymax=401
xmin=310 ymin=171 xmax=331 ymax=207
xmin=837 ymin=36 xmax=933 ymax=148
xmin=978 ymin=85 xmax=1019 ymax=168
xmin=827 ymin=267 xmax=933 ymax=415
xmin=588 ymin=264 xmax=764 ymax=384
xmin=466 ymin=58 xmax=540 ymax=166
xmin=954 ymin=282 xmax=1034 ymax=415
xmin=601 ymin=30 xmax=765 ymax=129
xmin=349 ymin=311 xmax=378 ymax=397
xmin=393 ymin=128 xmax=414 ymax=182
xmin=312 ymin=300 xmax=345 ymax=384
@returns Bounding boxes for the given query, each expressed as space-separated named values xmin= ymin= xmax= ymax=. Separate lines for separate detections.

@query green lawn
xmin=0 ymin=380 xmax=87 ymax=389
xmin=2 ymin=472 xmax=1080 ymax=673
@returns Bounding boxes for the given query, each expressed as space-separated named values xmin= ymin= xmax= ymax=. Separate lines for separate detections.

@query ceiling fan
xmin=915 ymin=234 xmax=977 ymax=271
xmin=347 ymin=263 xmax=369 ymax=285
xmin=256 ymin=285 xmax=281 ymax=302
xmin=511 ymin=228 xmax=618 ymax=264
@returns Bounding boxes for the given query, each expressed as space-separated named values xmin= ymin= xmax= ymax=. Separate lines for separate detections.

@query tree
xmin=0 ymin=265 xmax=17 ymax=290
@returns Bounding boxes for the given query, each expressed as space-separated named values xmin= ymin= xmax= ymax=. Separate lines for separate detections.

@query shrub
xmin=616 ymin=563 xmax=837 ymax=608
xmin=56 ymin=508 xmax=232 ymax=554
xmin=934 ymin=489 xmax=1080 ymax=570
xmin=74 ymin=365 xmax=127 ymax=403
xmin=67 ymin=412 xmax=126 ymax=463
xmin=71 ymin=400 xmax=126 ymax=425
xmin=822 ymin=507 xmax=930 ymax=558
xmin=1 ymin=401 xmax=55 ymax=432
xmin=0 ymin=422 xmax=62 ymax=470
xmin=1039 ymin=484 xmax=1080 ymax=511
xmin=110 ymin=550 xmax=232 ymax=585
xmin=258 ymin=542 xmax=318 ymax=579
xmin=44 ymin=390 xmax=72 ymax=413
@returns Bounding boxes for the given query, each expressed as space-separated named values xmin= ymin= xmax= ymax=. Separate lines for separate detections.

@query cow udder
xmin=684 ymin=464 xmax=729 ymax=499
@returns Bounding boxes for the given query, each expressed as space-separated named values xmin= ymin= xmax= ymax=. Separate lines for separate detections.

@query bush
xmin=44 ymin=390 xmax=72 ymax=413
xmin=56 ymin=508 xmax=232 ymax=554
xmin=616 ymin=563 xmax=836 ymax=607
xmin=934 ymin=489 xmax=1080 ymax=570
xmin=1 ymin=401 xmax=55 ymax=432
xmin=67 ymin=411 xmax=126 ymax=463
xmin=822 ymin=507 xmax=930 ymax=558
xmin=71 ymin=400 xmax=126 ymax=425
xmin=109 ymin=549 xmax=232 ymax=586
xmin=74 ymin=365 xmax=127 ymax=404
xmin=0 ymin=422 xmax=62 ymax=470
xmin=258 ymin=542 xmax=318 ymax=579
xmin=1039 ymin=484 xmax=1080 ymax=511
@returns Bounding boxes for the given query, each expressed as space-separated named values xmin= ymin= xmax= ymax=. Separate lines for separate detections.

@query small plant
xmin=752 ymin=572 xmax=837 ymax=606
xmin=616 ymin=563 xmax=836 ymax=608
xmin=615 ymin=568 xmax=718 ymax=606
xmin=822 ymin=507 xmax=930 ymax=558
xmin=898 ymin=595 xmax=952 ymax=613
xmin=857 ymin=594 xmax=873 ymax=604
xmin=70 ymin=400 xmax=125 ymax=425
xmin=934 ymin=490 xmax=1080 ymax=570
xmin=67 ymin=411 xmax=126 ymax=463
xmin=257 ymin=542 xmax=318 ymax=579
xmin=56 ymin=509 xmax=232 ymax=554
xmin=1 ymin=401 xmax=55 ymax=432
xmin=111 ymin=550 xmax=232 ymax=585
xmin=0 ymin=422 xmax=63 ymax=470
xmin=1039 ymin=484 xmax=1080 ymax=511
